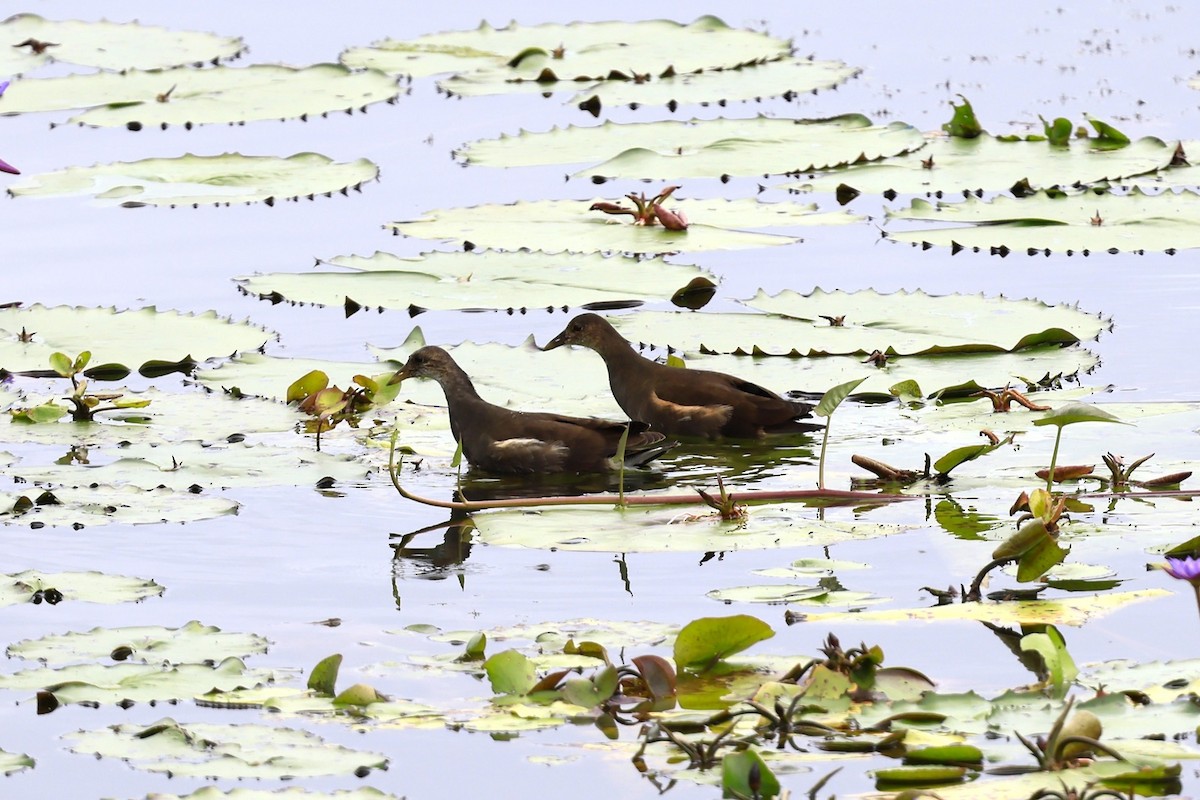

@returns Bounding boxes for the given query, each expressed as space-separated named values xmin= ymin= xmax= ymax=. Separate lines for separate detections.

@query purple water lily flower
xmin=1164 ymin=556 xmax=1200 ymax=582
xmin=0 ymin=157 xmax=17 ymax=175
xmin=0 ymin=80 xmax=9 ymax=97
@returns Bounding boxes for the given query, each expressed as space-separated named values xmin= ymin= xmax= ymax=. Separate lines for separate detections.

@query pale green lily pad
xmin=0 ymin=657 xmax=273 ymax=705
xmin=795 ymin=589 xmax=1169 ymax=626
xmin=471 ymin=505 xmax=908 ymax=553
xmin=0 ymin=305 xmax=270 ymax=375
xmin=64 ymin=718 xmax=388 ymax=779
xmin=0 ymin=485 xmax=239 ymax=527
xmin=0 ymin=749 xmax=33 ymax=776
xmin=11 ymin=440 xmax=370 ymax=491
xmin=1 ymin=63 xmax=400 ymax=128
xmin=340 ymin=16 xmax=790 ymax=80
xmin=1083 ymin=658 xmax=1200 ymax=702
xmin=0 ymin=569 xmax=162 ymax=607
xmin=605 ymin=289 xmax=1106 ymax=356
xmin=7 ymin=620 xmax=268 ymax=665
xmin=199 ymin=687 xmax=443 ymax=730
xmin=799 ymin=134 xmax=1173 ymax=196
xmin=144 ymin=789 xmax=399 ymax=800
xmin=196 ymin=352 xmax=402 ymax=402
xmin=888 ymin=760 xmax=1175 ymax=800
xmin=388 ymin=198 xmax=858 ymax=254
xmin=8 ymin=153 xmax=378 ymax=207
xmin=510 ymin=56 xmax=859 ymax=109
xmin=705 ymin=585 xmax=882 ymax=605
xmin=1128 ymin=139 xmax=1200 ymax=190
xmin=458 ymin=115 xmax=924 ymax=180
xmin=0 ymin=13 xmax=244 ymax=74
xmin=238 ymin=250 xmax=716 ymax=312
xmin=888 ymin=188 xmax=1200 ymax=253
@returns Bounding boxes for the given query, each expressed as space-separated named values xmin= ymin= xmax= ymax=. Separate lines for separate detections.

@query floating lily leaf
xmin=199 ymin=687 xmax=443 ymax=730
xmin=0 ymin=656 xmax=273 ymax=705
xmin=142 ymin=789 xmax=399 ymax=800
xmin=197 ymin=352 xmax=403 ymax=402
xmin=674 ymin=614 xmax=773 ymax=673
xmin=799 ymin=134 xmax=1172 ymax=196
xmin=388 ymin=198 xmax=857 ymax=254
xmin=796 ymin=589 xmax=1168 ymax=626
xmin=0 ymin=13 xmax=244 ymax=74
xmin=0 ymin=569 xmax=162 ymax=607
xmin=64 ymin=718 xmax=388 ymax=778
xmin=1083 ymin=658 xmax=1200 ymax=702
xmin=0 ymin=485 xmax=238 ymax=527
xmin=0 ymin=305 xmax=270 ymax=376
xmin=340 ymin=17 xmax=790 ymax=80
xmin=458 ymin=115 xmax=924 ymax=180
xmin=238 ymin=251 xmax=716 ymax=312
xmin=471 ymin=505 xmax=908 ymax=554
xmin=7 ymin=620 xmax=268 ymax=665
xmin=0 ymin=749 xmax=33 ymax=776
xmin=1128 ymin=138 xmax=1200 ymax=190
xmin=8 ymin=153 xmax=379 ymax=207
xmin=706 ymin=584 xmax=881 ymax=606
xmin=888 ymin=188 xmax=1200 ymax=254
xmin=1 ymin=63 xmax=400 ymax=128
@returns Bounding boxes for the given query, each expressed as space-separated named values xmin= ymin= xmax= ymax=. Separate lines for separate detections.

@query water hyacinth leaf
xmin=238 ymin=251 xmax=718 ymax=312
xmin=8 ymin=153 xmax=379 ymax=207
xmin=559 ymin=665 xmax=618 ymax=707
xmin=340 ymin=16 xmax=791 ymax=80
xmin=722 ymin=748 xmax=781 ymax=800
xmin=458 ymin=115 xmax=924 ymax=179
xmin=6 ymin=621 xmax=268 ymax=665
xmin=0 ymin=305 xmax=270 ymax=376
xmin=0 ymin=657 xmax=274 ymax=705
xmin=888 ymin=188 xmax=1200 ymax=254
xmin=0 ymin=749 xmax=33 ymax=776
xmin=799 ymin=135 xmax=1172 ymax=196
xmin=0 ymin=569 xmax=162 ymax=607
xmin=673 ymin=614 xmax=774 ymax=673
xmin=1 ymin=64 xmax=400 ymax=128
xmin=0 ymin=485 xmax=238 ymax=527
xmin=64 ymin=718 xmax=388 ymax=779
xmin=484 ymin=649 xmax=538 ymax=695
xmin=0 ymin=13 xmax=244 ymax=74
xmin=388 ymin=198 xmax=857 ymax=254
xmin=333 ymin=683 xmax=386 ymax=707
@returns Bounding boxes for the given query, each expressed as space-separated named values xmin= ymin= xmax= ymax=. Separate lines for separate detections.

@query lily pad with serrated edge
xmin=0 ymin=305 xmax=271 ymax=376
xmin=195 ymin=352 xmax=402 ymax=402
xmin=0 ymin=569 xmax=162 ymax=607
xmin=7 ymin=620 xmax=269 ymax=665
xmin=457 ymin=115 xmax=924 ymax=180
xmin=0 ymin=13 xmax=245 ymax=75
xmin=143 ymin=789 xmax=399 ymax=800
xmin=0 ymin=63 xmax=400 ymax=129
xmin=1127 ymin=139 xmax=1200 ymax=190
xmin=387 ymin=197 xmax=858 ymax=254
xmin=0 ymin=657 xmax=274 ymax=705
xmin=705 ymin=585 xmax=882 ymax=605
xmin=340 ymin=16 xmax=790 ymax=80
xmin=0 ymin=749 xmax=33 ymax=776
xmin=0 ymin=485 xmax=238 ymax=527
xmin=64 ymin=718 xmax=388 ymax=779
xmin=798 ymin=134 xmax=1173 ymax=196
xmin=445 ymin=55 xmax=859 ymax=109
xmin=887 ymin=187 xmax=1200 ymax=254
xmin=7 ymin=153 xmax=379 ymax=208
xmin=237 ymin=250 xmax=716 ymax=312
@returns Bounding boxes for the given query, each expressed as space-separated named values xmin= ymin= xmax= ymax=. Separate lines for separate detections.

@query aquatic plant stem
xmin=1046 ymin=425 xmax=1064 ymax=493
xmin=818 ymin=421 xmax=831 ymax=491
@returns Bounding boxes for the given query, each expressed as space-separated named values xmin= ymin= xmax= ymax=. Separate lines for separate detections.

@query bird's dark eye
xmin=571 ymin=323 xmax=582 ymax=332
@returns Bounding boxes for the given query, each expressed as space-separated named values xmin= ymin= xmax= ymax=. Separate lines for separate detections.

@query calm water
xmin=2 ymin=1 xmax=1199 ymax=798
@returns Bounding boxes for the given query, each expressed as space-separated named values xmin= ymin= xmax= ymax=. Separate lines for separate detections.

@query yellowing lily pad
xmin=8 ymin=153 xmax=379 ymax=207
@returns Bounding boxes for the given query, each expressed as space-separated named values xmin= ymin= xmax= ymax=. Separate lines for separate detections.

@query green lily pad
xmin=238 ymin=250 xmax=716 ymax=312
xmin=64 ymin=718 xmax=388 ymax=779
xmin=674 ymin=614 xmax=773 ymax=672
xmin=458 ymin=115 xmax=924 ymax=180
xmin=1 ymin=63 xmax=400 ymax=128
xmin=142 ymin=790 xmax=399 ymax=800
xmin=0 ymin=569 xmax=162 ymax=607
xmin=0 ymin=13 xmax=244 ymax=75
xmin=800 ymin=134 xmax=1173 ymax=196
xmin=0 ymin=657 xmax=273 ymax=705
xmin=0 ymin=749 xmax=33 ymax=776
xmin=387 ymin=197 xmax=858 ymax=254
xmin=888 ymin=188 xmax=1200 ymax=254
xmin=8 ymin=153 xmax=379 ymax=207
xmin=340 ymin=16 xmax=790 ymax=80
xmin=7 ymin=620 xmax=268 ymax=665
xmin=0 ymin=485 xmax=239 ymax=527
xmin=0 ymin=305 xmax=270 ymax=376
xmin=196 ymin=352 xmax=403 ymax=402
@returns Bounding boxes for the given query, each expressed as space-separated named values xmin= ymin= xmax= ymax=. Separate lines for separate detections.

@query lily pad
xmin=0 ymin=749 xmax=33 ymax=776
xmin=706 ymin=585 xmax=881 ymax=606
xmin=7 ymin=620 xmax=268 ymax=665
xmin=340 ymin=16 xmax=790 ymax=80
xmin=0 ymin=63 xmax=400 ymax=128
xmin=142 ymin=790 xmax=399 ymax=800
xmin=64 ymin=718 xmax=388 ymax=779
xmin=458 ymin=115 xmax=925 ymax=180
xmin=196 ymin=352 xmax=403 ymax=402
xmin=0 ymin=13 xmax=244 ymax=74
xmin=237 ymin=250 xmax=717 ymax=312
xmin=888 ymin=187 xmax=1200 ymax=254
xmin=800 ymin=134 xmax=1173 ymax=196
xmin=388 ymin=197 xmax=859 ymax=254
xmin=0 ymin=485 xmax=239 ymax=527
xmin=8 ymin=153 xmax=379 ymax=208
xmin=0 ymin=305 xmax=270 ymax=376
xmin=0 ymin=569 xmax=162 ymax=607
